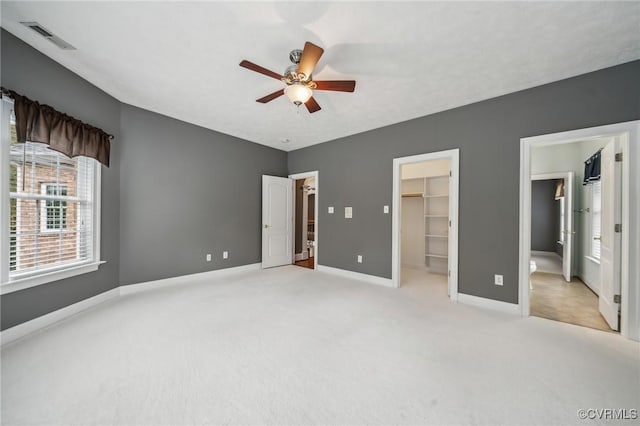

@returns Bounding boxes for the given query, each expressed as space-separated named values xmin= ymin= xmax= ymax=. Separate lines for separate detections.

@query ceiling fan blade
xmin=256 ymin=89 xmax=285 ymax=103
xmin=297 ymin=42 xmax=324 ymax=80
xmin=314 ymin=80 xmax=356 ymax=92
xmin=239 ymin=60 xmax=282 ymax=80
xmin=305 ymin=96 xmax=321 ymax=113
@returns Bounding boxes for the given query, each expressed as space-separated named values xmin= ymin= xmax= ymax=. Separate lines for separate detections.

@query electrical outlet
xmin=223 ymin=251 xmax=228 ymax=259
xmin=345 ymin=207 xmax=353 ymax=218
xmin=328 ymin=206 xmax=334 ymax=214
xmin=206 ymin=254 xmax=212 ymax=262
xmin=494 ymin=274 xmax=503 ymax=286
xmin=383 ymin=205 xmax=389 ymax=214
xmin=357 ymin=255 xmax=363 ymax=263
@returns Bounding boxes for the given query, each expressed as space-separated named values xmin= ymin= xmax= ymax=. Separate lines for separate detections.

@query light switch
xmin=328 ymin=206 xmax=334 ymax=214
xmin=345 ymin=207 xmax=353 ymax=218
xmin=383 ymin=205 xmax=389 ymax=214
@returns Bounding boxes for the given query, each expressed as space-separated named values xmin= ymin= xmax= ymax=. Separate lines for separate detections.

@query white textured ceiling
xmin=2 ymin=1 xmax=639 ymax=151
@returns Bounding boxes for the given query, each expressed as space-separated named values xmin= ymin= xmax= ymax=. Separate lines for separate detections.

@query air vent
xmin=20 ymin=21 xmax=76 ymax=50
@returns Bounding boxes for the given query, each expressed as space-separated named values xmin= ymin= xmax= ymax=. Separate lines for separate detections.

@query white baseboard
xmin=579 ymin=274 xmax=600 ymax=296
xmin=0 ymin=287 xmax=120 ymax=346
xmin=531 ymin=250 xmax=562 ymax=260
xmin=457 ymin=293 xmax=520 ymax=315
xmin=121 ymin=263 xmax=261 ymax=295
xmin=318 ymin=265 xmax=394 ymax=288
xmin=294 ymin=252 xmax=308 ymax=261
xmin=2 ymin=263 xmax=263 ymax=346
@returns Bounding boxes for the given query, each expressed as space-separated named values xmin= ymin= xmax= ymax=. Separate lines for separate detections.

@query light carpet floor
xmin=1 ymin=266 xmax=639 ymax=425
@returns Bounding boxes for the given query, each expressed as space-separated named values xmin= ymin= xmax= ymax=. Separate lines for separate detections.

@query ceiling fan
xmin=239 ymin=41 xmax=356 ymax=113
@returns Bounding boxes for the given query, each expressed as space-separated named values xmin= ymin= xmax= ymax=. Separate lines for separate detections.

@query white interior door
xmin=262 ymin=175 xmax=293 ymax=269
xmin=599 ymin=142 xmax=621 ymax=330
xmin=562 ymin=173 xmax=574 ymax=282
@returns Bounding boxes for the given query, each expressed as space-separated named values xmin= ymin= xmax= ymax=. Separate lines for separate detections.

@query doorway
xmin=529 ymin=169 xmax=613 ymax=332
xmin=261 ymin=171 xmax=318 ymax=270
xmin=530 ymin=172 xmax=573 ymax=281
xmin=519 ymin=121 xmax=638 ymax=339
xmin=392 ymin=149 xmax=459 ymax=300
xmin=289 ymin=171 xmax=318 ymax=270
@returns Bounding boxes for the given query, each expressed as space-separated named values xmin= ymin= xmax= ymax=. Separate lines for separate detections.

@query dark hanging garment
xmin=583 ymin=150 xmax=601 ymax=185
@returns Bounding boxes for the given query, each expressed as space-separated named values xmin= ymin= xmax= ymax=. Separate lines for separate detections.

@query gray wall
xmin=1 ymin=30 xmax=121 ymax=330
xmin=119 ymin=105 xmax=287 ymax=286
xmin=308 ymin=194 xmax=315 ymax=223
xmin=288 ymin=60 xmax=640 ymax=304
xmin=1 ymin=27 xmax=639 ymax=332
xmin=531 ymin=180 xmax=560 ymax=253
xmin=1 ymin=29 xmax=287 ymax=328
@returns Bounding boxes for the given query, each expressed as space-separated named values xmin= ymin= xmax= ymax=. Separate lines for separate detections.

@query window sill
xmin=585 ymin=256 xmax=601 ymax=265
xmin=1 ymin=261 xmax=106 ymax=295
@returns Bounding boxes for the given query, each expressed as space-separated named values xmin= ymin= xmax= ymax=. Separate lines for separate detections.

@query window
xmin=40 ymin=183 xmax=68 ymax=232
xmin=591 ymin=181 xmax=602 ymax=259
xmin=1 ymin=98 xmax=102 ymax=292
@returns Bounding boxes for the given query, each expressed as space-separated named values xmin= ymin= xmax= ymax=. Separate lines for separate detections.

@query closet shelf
xmin=425 ymin=253 xmax=448 ymax=259
xmin=402 ymin=174 xmax=450 ymax=272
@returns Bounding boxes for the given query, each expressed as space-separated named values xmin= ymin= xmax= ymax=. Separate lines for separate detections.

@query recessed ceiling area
xmin=1 ymin=1 xmax=639 ymax=151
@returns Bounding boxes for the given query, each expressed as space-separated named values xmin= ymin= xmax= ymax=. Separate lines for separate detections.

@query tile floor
xmin=530 ymin=271 xmax=613 ymax=332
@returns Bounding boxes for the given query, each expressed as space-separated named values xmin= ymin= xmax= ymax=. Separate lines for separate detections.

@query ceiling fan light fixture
xmin=239 ymin=41 xmax=354 ymax=113
xmin=284 ymin=83 xmax=312 ymax=105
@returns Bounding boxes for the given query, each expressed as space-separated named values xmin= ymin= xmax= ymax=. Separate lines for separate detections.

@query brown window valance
xmin=1 ymin=87 xmax=112 ymax=166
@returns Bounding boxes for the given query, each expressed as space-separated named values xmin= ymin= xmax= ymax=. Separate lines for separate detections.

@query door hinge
xmin=449 ymin=220 xmax=451 ymax=227
xmin=448 ymin=270 xmax=451 ymax=277
xmin=614 ymin=294 xmax=621 ymax=304
xmin=615 ymin=223 xmax=622 ymax=233
xmin=449 ymin=171 xmax=452 ymax=177
xmin=615 ymin=152 xmax=623 ymax=162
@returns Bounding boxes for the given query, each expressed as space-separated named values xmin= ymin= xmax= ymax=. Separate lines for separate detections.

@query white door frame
xmin=531 ymin=171 xmax=574 ymax=281
xmin=392 ymin=149 xmax=459 ymax=300
xmin=599 ymin=141 xmax=622 ymax=330
xmin=289 ymin=171 xmax=319 ymax=270
xmin=519 ymin=121 xmax=638 ymax=340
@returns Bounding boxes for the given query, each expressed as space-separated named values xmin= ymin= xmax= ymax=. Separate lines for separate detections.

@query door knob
xmin=264 ymin=224 xmax=269 ymax=229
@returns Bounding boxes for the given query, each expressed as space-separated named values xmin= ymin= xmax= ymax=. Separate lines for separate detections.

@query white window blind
xmin=591 ymin=181 xmax=602 ymax=259
xmin=8 ymin=118 xmax=96 ymax=279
